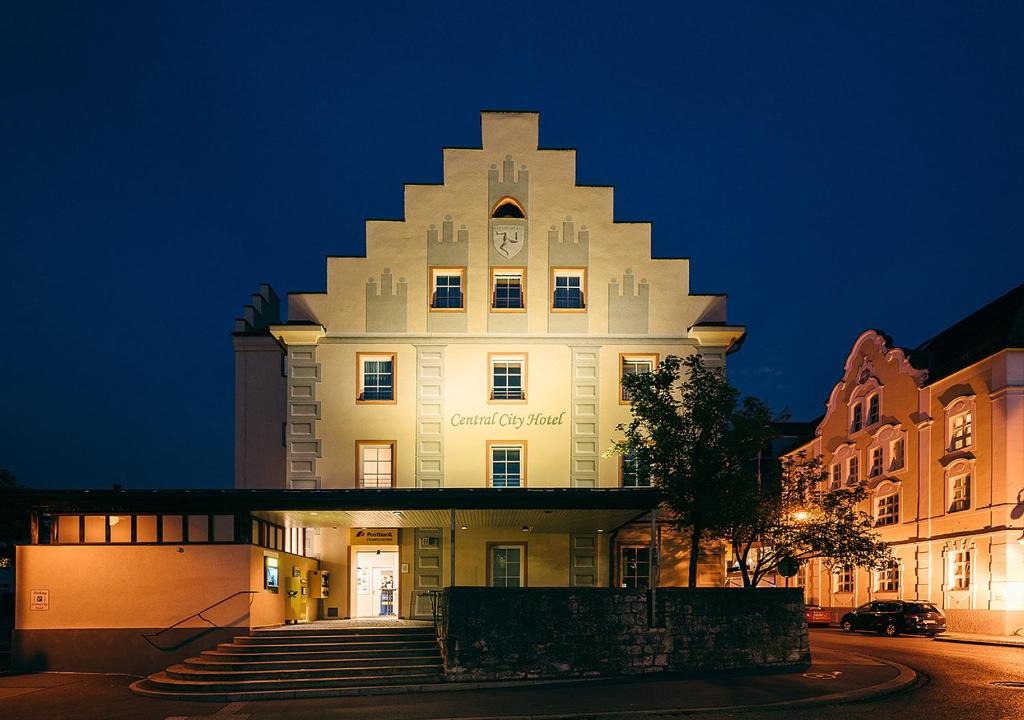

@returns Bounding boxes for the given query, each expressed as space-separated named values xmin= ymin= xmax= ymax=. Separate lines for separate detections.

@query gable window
xmin=620 ymin=451 xmax=650 ymax=488
xmin=950 ymin=412 xmax=973 ymax=451
xmin=869 ymin=447 xmax=883 ymax=477
xmin=877 ymin=563 xmax=899 ymax=593
xmin=620 ymin=354 xmax=658 ymax=403
xmin=430 ymin=267 xmax=464 ymax=310
xmin=851 ymin=404 xmax=863 ymax=432
xmin=489 ymin=543 xmax=526 ymax=586
xmin=875 ymin=492 xmax=899 ymax=526
xmin=890 ymin=438 xmax=905 ymax=471
xmin=620 ymin=546 xmax=651 ymax=589
xmin=867 ymin=394 xmax=880 ymax=426
xmin=551 ymin=268 xmax=587 ymax=310
xmin=951 ymin=550 xmax=971 ymax=590
xmin=357 ymin=441 xmax=395 ymax=488
xmin=835 ymin=566 xmax=854 ymax=594
xmin=489 ymin=354 xmax=526 ymax=401
xmin=831 ymin=463 xmax=842 ymax=489
xmin=489 ymin=442 xmax=525 ymax=488
xmin=357 ymin=353 xmax=396 ymax=403
xmin=848 ymin=455 xmax=859 ymax=484
xmin=949 ymin=473 xmax=971 ymax=513
xmin=491 ymin=268 xmax=525 ymax=310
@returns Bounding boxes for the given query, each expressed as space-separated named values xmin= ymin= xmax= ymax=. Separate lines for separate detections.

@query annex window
xmin=491 ymin=196 xmax=526 ymax=219
xmin=551 ymin=268 xmax=587 ymax=310
xmin=950 ymin=412 xmax=973 ymax=451
xmin=877 ymin=563 xmax=899 ymax=593
xmin=489 ymin=543 xmax=526 ymax=586
xmin=890 ymin=437 xmax=905 ymax=471
xmin=951 ymin=550 xmax=971 ymax=590
xmin=620 ymin=546 xmax=651 ymax=589
xmin=430 ymin=267 xmax=465 ymax=310
xmin=869 ymin=447 xmax=883 ymax=477
xmin=875 ymin=493 xmax=899 ymax=526
xmin=489 ymin=442 xmax=525 ymax=488
xmin=620 ymin=451 xmax=650 ymax=488
xmin=620 ymin=354 xmax=658 ymax=403
xmin=489 ymin=354 xmax=526 ymax=401
xmin=851 ymin=404 xmax=863 ymax=433
xmin=491 ymin=268 xmax=525 ymax=310
xmin=357 ymin=353 xmax=396 ymax=403
xmin=831 ymin=463 xmax=842 ymax=489
xmin=949 ymin=473 xmax=971 ymax=513
xmin=847 ymin=455 xmax=859 ymax=484
xmin=867 ymin=394 xmax=880 ymax=426
xmin=357 ymin=441 xmax=395 ymax=488
xmin=835 ymin=566 xmax=854 ymax=594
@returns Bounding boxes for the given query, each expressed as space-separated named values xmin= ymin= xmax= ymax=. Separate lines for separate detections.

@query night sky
xmin=3 ymin=3 xmax=1022 ymax=489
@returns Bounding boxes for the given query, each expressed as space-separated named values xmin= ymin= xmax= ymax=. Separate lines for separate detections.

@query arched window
xmin=491 ymin=197 xmax=526 ymax=219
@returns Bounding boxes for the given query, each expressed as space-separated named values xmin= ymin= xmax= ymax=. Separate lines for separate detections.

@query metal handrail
xmin=142 ymin=590 xmax=257 ymax=650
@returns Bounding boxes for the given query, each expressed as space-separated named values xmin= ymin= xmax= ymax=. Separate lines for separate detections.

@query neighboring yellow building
xmin=787 ymin=284 xmax=1024 ymax=635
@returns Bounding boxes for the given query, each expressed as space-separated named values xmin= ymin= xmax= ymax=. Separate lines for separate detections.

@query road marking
xmin=162 ymin=703 xmax=249 ymax=720
xmin=216 ymin=703 xmax=248 ymax=715
xmin=802 ymin=671 xmax=843 ymax=679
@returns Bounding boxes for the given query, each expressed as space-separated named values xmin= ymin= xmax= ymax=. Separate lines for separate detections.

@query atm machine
xmin=309 ymin=569 xmax=330 ymax=619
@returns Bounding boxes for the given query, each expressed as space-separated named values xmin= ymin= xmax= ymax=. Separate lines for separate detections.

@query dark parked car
xmin=840 ymin=600 xmax=946 ymax=637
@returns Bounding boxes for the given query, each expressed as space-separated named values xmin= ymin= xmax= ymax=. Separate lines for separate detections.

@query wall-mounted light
xmin=309 ymin=512 xmax=319 ymax=516
xmin=521 ymin=525 xmax=530 ymax=532
xmin=793 ymin=511 xmax=809 ymax=522
xmin=597 ymin=529 xmax=605 ymax=534
xmin=460 ymin=525 xmax=468 ymax=531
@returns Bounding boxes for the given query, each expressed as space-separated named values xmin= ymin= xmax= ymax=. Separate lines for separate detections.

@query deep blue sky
xmin=2 ymin=3 xmax=1022 ymax=489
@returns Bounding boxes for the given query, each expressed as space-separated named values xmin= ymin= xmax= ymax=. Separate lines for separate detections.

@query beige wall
xmin=249 ymin=546 xmax=320 ymax=627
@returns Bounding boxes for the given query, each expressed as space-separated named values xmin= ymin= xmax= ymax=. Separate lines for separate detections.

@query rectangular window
xmin=877 ymin=564 xmax=899 ymax=592
xmin=620 ymin=354 xmax=658 ymax=403
xmin=489 ymin=543 xmax=526 ymax=587
xmin=162 ymin=515 xmax=183 ymax=543
xmin=867 ymin=394 xmax=880 ymax=425
xmin=57 ymin=515 xmax=81 ymax=544
xmin=620 ymin=451 xmax=650 ymax=487
xmin=136 ymin=515 xmax=158 ymax=543
xmin=950 ymin=413 xmax=972 ymax=450
xmin=430 ymin=267 xmax=465 ymax=310
xmin=489 ymin=354 xmax=526 ymax=401
xmin=949 ymin=473 xmax=971 ymax=513
xmin=489 ymin=442 xmax=525 ymax=487
xmin=848 ymin=456 xmax=859 ymax=484
xmin=952 ymin=550 xmax=971 ymax=590
xmin=551 ymin=268 xmax=587 ymax=310
xmin=357 ymin=353 xmax=396 ymax=403
xmin=876 ymin=493 xmax=899 ymax=526
xmin=213 ymin=515 xmax=234 ymax=543
xmin=491 ymin=268 xmax=525 ymax=310
xmin=831 ymin=463 xmax=842 ymax=489
xmin=357 ymin=441 xmax=395 ymax=488
xmin=851 ymin=404 xmax=863 ymax=432
xmin=835 ymin=566 xmax=854 ymax=594
xmin=890 ymin=438 xmax=905 ymax=471
xmin=869 ymin=447 xmax=883 ymax=477
xmin=187 ymin=515 xmax=209 ymax=543
xmin=621 ymin=546 xmax=651 ymax=589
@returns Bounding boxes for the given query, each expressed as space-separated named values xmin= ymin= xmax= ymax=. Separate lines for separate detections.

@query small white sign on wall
xmin=30 ymin=589 xmax=49 ymax=611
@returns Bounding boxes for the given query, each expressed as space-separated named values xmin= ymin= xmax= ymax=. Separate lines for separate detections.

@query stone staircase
xmin=131 ymin=624 xmax=444 ymax=701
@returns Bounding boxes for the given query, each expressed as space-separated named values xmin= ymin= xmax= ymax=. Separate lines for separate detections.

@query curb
xmin=933 ymin=636 xmax=1024 ymax=649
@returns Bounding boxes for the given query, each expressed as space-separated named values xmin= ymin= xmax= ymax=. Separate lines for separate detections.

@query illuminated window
xmin=869 ymin=447 xmax=883 ymax=477
xmin=890 ymin=438 xmax=905 ymax=471
xmin=620 ymin=451 xmax=650 ymax=488
xmin=877 ymin=563 xmax=899 ymax=592
xmin=430 ymin=267 xmax=464 ymax=310
xmin=489 ymin=544 xmax=526 ymax=586
xmin=490 ymin=354 xmax=526 ymax=401
xmin=835 ymin=566 xmax=854 ymax=594
xmin=951 ymin=550 xmax=971 ymax=590
xmin=949 ymin=473 xmax=971 ymax=513
xmin=358 ymin=441 xmax=395 ymax=488
xmin=851 ymin=404 xmax=863 ymax=432
xmin=489 ymin=442 xmax=525 ymax=488
xmin=875 ymin=493 xmax=899 ymax=526
xmin=491 ymin=268 xmax=525 ymax=310
xmin=867 ymin=394 xmax=880 ymax=426
xmin=950 ymin=413 xmax=972 ymax=451
xmin=551 ymin=268 xmax=586 ymax=310
xmin=620 ymin=546 xmax=651 ymax=589
xmin=831 ymin=463 xmax=842 ymax=489
xmin=620 ymin=354 xmax=658 ymax=402
xmin=357 ymin=353 xmax=396 ymax=403
xmin=491 ymin=197 xmax=525 ymax=219
xmin=848 ymin=455 xmax=859 ymax=484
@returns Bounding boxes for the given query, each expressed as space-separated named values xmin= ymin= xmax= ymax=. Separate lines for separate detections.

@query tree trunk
xmin=688 ymin=527 xmax=702 ymax=588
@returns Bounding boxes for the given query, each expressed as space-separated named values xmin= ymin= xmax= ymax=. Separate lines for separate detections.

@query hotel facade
xmin=15 ymin=113 xmax=743 ymax=672
xmin=787 ymin=284 xmax=1024 ymax=635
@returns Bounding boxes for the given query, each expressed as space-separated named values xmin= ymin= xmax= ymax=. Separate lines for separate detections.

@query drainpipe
xmin=650 ymin=509 xmax=659 ymax=627
xmin=449 ymin=508 xmax=456 ymax=587
xmin=608 ymin=528 xmax=620 ymax=588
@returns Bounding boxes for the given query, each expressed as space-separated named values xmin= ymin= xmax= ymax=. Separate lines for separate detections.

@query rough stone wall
xmin=439 ymin=587 xmax=810 ymax=681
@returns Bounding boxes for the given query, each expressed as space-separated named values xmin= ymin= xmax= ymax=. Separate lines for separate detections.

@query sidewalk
xmin=933 ymin=631 xmax=1024 ymax=648
xmin=0 ymin=647 xmax=916 ymax=720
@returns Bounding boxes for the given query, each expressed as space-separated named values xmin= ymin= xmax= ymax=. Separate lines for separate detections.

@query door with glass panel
xmin=489 ymin=544 xmax=525 ymax=587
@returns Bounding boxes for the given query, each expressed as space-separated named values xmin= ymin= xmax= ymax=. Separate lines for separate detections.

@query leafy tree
xmin=615 ymin=354 xmax=776 ymax=587
xmin=0 ymin=468 xmax=30 ymax=552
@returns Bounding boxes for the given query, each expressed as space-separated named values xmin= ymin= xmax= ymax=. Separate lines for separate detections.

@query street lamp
xmin=793 ymin=511 xmax=809 ymax=522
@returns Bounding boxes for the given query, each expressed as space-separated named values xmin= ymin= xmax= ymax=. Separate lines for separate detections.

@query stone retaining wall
xmin=438 ymin=587 xmax=809 ymax=681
